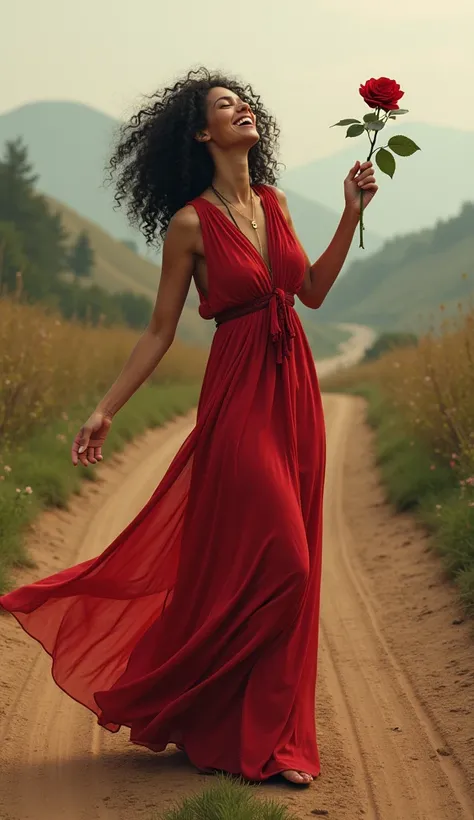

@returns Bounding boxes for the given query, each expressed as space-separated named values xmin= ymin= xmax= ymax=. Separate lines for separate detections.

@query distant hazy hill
xmin=317 ymin=202 xmax=474 ymax=331
xmin=0 ymin=100 xmax=373 ymax=262
xmin=0 ymin=101 xmax=147 ymax=251
xmin=283 ymin=123 xmax=474 ymax=238
xmin=48 ymin=196 xmax=213 ymax=345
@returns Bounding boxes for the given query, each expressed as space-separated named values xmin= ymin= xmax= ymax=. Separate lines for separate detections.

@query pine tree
xmin=69 ymin=231 xmax=94 ymax=279
xmin=0 ymin=139 xmax=66 ymax=298
xmin=0 ymin=222 xmax=27 ymax=294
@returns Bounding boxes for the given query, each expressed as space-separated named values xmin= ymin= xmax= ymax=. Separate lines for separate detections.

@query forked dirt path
xmin=1 ymin=332 xmax=473 ymax=819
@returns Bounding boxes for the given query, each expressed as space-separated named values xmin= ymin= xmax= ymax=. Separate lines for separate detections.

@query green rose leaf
xmin=390 ymin=109 xmax=409 ymax=116
xmin=363 ymin=112 xmax=379 ymax=123
xmin=331 ymin=118 xmax=361 ymax=127
xmin=346 ymin=124 xmax=365 ymax=138
xmin=365 ymin=120 xmax=386 ymax=132
xmin=376 ymin=148 xmax=396 ymax=178
xmin=388 ymin=135 xmax=421 ymax=156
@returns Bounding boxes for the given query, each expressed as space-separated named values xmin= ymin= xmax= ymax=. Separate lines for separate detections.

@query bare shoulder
xmin=169 ymin=204 xmax=200 ymax=233
xmin=271 ymin=186 xmax=288 ymax=206
xmin=166 ymin=205 xmax=201 ymax=250
xmin=265 ymin=186 xmax=291 ymax=222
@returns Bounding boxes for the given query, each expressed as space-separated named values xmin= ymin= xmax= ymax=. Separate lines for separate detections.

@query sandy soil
xmin=1 ymin=328 xmax=473 ymax=820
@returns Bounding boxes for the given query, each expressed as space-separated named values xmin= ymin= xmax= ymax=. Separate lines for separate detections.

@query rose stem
xmin=359 ymin=107 xmax=381 ymax=249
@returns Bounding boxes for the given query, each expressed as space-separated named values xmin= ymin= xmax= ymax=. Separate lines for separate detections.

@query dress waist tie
xmin=215 ymin=288 xmax=296 ymax=364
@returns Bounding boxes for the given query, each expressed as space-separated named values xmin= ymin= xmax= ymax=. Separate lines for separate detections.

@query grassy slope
xmin=319 ymin=231 xmax=474 ymax=333
xmin=48 ymin=196 xmax=213 ymax=345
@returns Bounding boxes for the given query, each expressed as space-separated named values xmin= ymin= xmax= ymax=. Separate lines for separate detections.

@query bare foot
xmin=281 ymin=770 xmax=313 ymax=785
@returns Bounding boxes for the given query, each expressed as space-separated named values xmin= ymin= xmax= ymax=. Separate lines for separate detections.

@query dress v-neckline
xmin=199 ymin=187 xmax=273 ymax=281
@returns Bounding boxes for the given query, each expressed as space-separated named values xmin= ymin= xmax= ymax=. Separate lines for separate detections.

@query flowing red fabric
xmin=0 ymin=186 xmax=326 ymax=780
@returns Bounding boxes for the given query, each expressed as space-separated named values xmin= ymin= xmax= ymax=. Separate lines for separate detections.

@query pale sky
xmin=3 ymin=0 xmax=473 ymax=166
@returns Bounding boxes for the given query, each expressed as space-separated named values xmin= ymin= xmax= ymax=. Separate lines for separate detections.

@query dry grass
xmin=0 ymin=298 xmax=207 ymax=447
xmin=324 ymin=303 xmax=474 ymax=476
xmin=323 ymin=301 xmax=474 ymax=614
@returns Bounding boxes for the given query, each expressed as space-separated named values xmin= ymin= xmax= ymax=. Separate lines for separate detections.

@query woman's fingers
xmin=358 ymin=176 xmax=376 ymax=188
xmin=357 ymin=161 xmax=377 ymax=189
xmin=346 ymin=160 xmax=361 ymax=181
xmin=71 ymin=413 xmax=108 ymax=467
xmin=72 ymin=425 xmax=92 ymax=467
xmin=71 ymin=437 xmax=79 ymax=466
xmin=347 ymin=160 xmax=376 ymax=187
xmin=71 ymin=427 xmax=90 ymax=467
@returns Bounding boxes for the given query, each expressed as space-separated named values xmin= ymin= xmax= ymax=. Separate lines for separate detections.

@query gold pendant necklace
xmin=212 ymin=186 xmax=258 ymax=229
xmin=212 ymin=186 xmax=271 ymax=278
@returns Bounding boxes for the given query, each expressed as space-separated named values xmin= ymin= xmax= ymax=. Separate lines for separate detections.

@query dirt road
xmin=316 ymin=323 xmax=376 ymax=379
xmin=1 ymin=329 xmax=473 ymax=820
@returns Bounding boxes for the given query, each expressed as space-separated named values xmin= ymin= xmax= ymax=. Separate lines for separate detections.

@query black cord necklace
xmin=211 ymin=186 xmax=258 ymax=230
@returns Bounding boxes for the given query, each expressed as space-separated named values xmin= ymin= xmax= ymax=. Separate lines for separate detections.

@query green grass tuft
xmin=158 ymin=776 xmax=301 ymax=820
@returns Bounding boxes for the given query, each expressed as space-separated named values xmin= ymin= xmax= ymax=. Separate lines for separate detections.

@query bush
xmin=363 ymin=332 xmax=418 ymax=362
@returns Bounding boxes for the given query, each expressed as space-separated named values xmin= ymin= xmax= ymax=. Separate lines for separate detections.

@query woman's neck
xmin=212 ymin=152 xmax=252 ymax=206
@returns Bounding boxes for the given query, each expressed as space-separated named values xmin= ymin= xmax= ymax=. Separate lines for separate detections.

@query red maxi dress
xmin=0 ymin=185 xmax=326 ymax=781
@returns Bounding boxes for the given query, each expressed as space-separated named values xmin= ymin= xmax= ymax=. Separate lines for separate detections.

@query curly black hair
xmin=109 ymin=67 xmax=281 ymax=246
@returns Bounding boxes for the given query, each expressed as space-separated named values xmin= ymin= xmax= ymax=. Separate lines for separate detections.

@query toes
xmin=282 ymin=770 xmax=310 ymax=784
xmin=282 ymin=770 xmax=302 ymax=783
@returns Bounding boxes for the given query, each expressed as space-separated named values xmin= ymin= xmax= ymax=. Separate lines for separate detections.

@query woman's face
xmin=199 ymin=87 xmax=260 ymax=149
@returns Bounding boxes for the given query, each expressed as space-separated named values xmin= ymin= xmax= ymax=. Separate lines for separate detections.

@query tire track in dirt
xmin=319 ymin=394 xmax=474 ymax=820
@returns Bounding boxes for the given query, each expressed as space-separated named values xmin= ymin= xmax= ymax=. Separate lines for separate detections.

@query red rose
xmin=359 ymin=77 xmax=404 ymax=111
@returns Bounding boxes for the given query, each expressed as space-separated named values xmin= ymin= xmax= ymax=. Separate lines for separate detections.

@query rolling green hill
xmin=48 ymin=196 xmax=213 ymax=345
xmin=318 ymin=202 xmax=474 ymax=332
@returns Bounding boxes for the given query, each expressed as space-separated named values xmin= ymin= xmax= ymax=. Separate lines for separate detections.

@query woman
xmin=0 ymin=68 xmax=377 ymax=786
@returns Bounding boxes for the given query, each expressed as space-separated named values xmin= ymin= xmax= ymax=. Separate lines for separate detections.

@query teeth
xmin=236 ymin=117 xmax=252 ymax=126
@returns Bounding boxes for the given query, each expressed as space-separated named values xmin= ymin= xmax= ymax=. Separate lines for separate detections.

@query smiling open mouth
xmin=234 ymin=116 xmax=254 ymax=127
